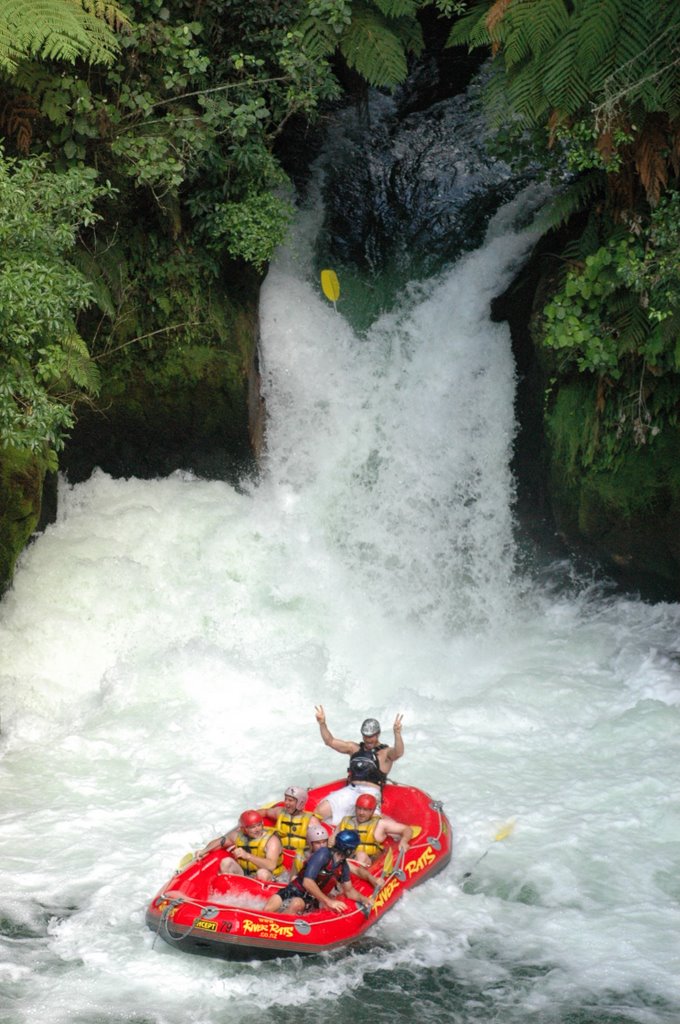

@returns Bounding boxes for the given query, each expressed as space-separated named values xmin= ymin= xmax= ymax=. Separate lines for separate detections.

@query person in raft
xmin=258 ymin=786 xmax=323 ymax=875
xmin=205 ymin=810 xmax=284 ymax=882
xmin=312 ymin=706 xmax=404 ymax=824
xmin=263 ymin=828 xmax=372 ymax=915
xmin=333 ymin=792 xmax=413 ymax=866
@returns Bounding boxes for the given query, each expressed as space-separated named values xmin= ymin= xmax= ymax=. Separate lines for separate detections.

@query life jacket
xmin=233 ymin=828 xmax=284 ymax=876
xmin=338 ymin=814 xmax=383 ymax=858
xmin=275 ymin=810 xmax=312 ymax=854
xmin=347 ymin=742 xmax=388 ymax=786
xmin=313 ymin=849 xmax=348 ymax=895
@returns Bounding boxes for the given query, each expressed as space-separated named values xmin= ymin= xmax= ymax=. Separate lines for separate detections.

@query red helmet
xmin=356 ymin=793 xmax=378 ymax=811
xmin=239 ymin=810 xmax=263 ymax=829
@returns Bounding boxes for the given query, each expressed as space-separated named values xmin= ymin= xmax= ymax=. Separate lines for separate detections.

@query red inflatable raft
xmin=146 ymin=778 xmax=451 ymax=959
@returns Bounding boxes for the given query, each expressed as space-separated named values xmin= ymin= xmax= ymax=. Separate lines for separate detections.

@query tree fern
xmin=449 ymin=0 xmax=680 ymax=206
xmin=298 ymin=15 xmax=338 ymax=61
xmin=339 ymin=8 xmax=410 ymax=87
xmin=0 ymin=0 xmax=128 ymax=75
xmin=53 ymin=331 xmax=101 ymax=394
xmin=531 ymin=171 xmax=606 ymax=235
xmin=298 ymin=0 xmax=423 ymax=90
xmin=371 ymin=0 xmax=419 ymax=18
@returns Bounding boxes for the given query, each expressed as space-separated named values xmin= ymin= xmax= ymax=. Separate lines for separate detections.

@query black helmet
xmin=334 ymin=829 xmax=360 ymax=855
xmin=361 ymin=717 xmax=380 ymax=736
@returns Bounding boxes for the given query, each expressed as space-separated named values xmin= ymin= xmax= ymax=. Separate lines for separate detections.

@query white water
xmin=1 ymin=182 xmax=679 ymax=1024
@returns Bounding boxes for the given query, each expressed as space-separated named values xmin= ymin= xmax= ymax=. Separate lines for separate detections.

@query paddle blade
xmin=320 ymin=269 xmax=340 ymax=303
xmin=409 ymin=825 xmax=422 ymax=840
xmin=494 ymin=820 xmax=516 ymax=842
xmin=178 ymin=851 xmax=195 ymax=870
xmin=382 ymin=847 xmax=395 ymax=876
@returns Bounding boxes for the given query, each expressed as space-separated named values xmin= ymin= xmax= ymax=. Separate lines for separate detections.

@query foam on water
xmin=1 ymin=179 xmax=679 ymax=1024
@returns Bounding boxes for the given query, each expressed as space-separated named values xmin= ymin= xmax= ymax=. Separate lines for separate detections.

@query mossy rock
xmin=545 ymin=381 xmax=680 ymax=592
xmin=0 ymin=447 xmax=48 ymax=593
xmin=62 ymin=296 xmax=261 ymax=485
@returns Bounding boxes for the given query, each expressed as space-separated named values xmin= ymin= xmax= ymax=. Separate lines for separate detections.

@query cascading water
xmin=1 ymin=93 xmax=679 ymax=1024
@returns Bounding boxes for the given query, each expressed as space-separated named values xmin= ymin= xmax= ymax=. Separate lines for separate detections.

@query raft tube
xmin=145 ymin=779 xmax=452 ymax=960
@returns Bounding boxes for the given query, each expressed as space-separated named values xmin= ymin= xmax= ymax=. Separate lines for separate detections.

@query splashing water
xmin=1 ymin=160 xmax=679 ymax=1024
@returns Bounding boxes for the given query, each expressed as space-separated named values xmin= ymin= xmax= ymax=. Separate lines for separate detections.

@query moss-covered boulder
xmin=0 ymin=447 xmax=49 ymax=593
xmin=61 ymin=286 xmax=262 ymax=485
xmin=545 ymin=380 xmax=680 ymax=591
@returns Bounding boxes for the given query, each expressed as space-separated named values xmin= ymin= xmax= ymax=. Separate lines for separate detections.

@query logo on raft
xmin=372 ymin=845 xmax=437 ymax=911
xmin=372 ymin=876 xmax=400 ymax=911
xmin=404 ymin=845 xmax=436 ymax=877
xmin=195 ymin=919 xmax=218 ymax=932
xmin=242 ymin=918 xmax=295 ymax=939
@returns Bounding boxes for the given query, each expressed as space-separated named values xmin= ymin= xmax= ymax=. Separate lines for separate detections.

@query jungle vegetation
xmin=450 ymin=0 xmax=680 ymax=475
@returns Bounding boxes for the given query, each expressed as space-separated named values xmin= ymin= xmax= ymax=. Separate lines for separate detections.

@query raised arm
xmin=315 ymin=705 xmax=358 ymax=755
xmin=382 ymin=713 xmax=405 ymax=765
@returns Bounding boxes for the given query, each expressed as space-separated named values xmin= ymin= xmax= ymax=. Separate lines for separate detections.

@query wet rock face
xmin=0 ymin=448 xmax=47 ymax=594
xmin=322 ymin=89 xmax=527 ymax=279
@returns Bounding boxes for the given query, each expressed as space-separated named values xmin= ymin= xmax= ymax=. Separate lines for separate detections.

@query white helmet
xmin=284 ymin=786 xmax=307 ymax=810
xmin=307 ymin=824 xmax=329 ymax=843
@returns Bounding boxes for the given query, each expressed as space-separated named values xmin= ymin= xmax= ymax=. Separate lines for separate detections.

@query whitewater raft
xmin=146 ymin=778 xmax=451 ymax=959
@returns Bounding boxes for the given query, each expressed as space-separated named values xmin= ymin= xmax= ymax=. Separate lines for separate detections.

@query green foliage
xmin=555 ymin=119 xmax=634 ymax=174
xmin=541 ymin=192 xmax=680 ymax=465
xmin=0 ymin=0 xmax=127 ymax=73
xmin=300 ymin=0 xmax=424 ymax=89
xmin=0 ymin=445 xmax=49 ymax=590
xmin=543 ymin=197 xmax=680 ymax=380
xmin=450 ymin=0 xmax=680 ymax=472
xmin=204 ymin=191 xmax=294 ymax=270
xmin=0 ymin=150 xmax=112 ymax=457
xmin=530 ymin=171 xmax=605 ymax=235
xmin=449 ymin=0 xmax=679 ymax=125
xmin=546 ymin=380 xmax=680 ymax=520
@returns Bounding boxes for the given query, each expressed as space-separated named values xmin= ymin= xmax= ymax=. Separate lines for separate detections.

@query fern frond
xmin=504 ymin=58 xmax=549 ymax=124
xmin=541 ymin=29 xmax=590 ymax=115
xmin=446 ymin=3 xmax=495 ymax=50
xmin=613 ymin=301 xmax=650 ymax=352
xmin=298 ymin=16 xmax=338 ymax=60
xmin=56 ymin=332 xmax=101 ymax=392
xmin=81 ymin=1 xmax=130 ymax=34
xmin=0 ymin=0 xmax=123 ymax=74
xmin=573 ymin=0 xmax=624 ymax=92
xmin=508 ymin=0 xmax=569 ymax=60
xmin=339 ymin=8 xmax=410 ymax=87
xmin=371 ymin=0 xmax=419 ymax=18
xmin=72 ymin=247 xmax=116 ymax=319
xmin=633 ymin=116 xmax=669 ymax=205
xmin=531 ymin=171 xmax=606 ymax=235
xmin=0 ymin=92 xmax=40 ymax=153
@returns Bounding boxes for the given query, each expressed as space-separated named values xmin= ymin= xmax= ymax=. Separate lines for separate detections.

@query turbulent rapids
xmin=1 ymin=94 xmax=680 ymax=1024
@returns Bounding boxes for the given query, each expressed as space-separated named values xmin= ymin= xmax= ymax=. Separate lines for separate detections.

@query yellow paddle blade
xmin=408 ymin=825 xmax=422 ymax=840
xmin=494 ymin=820 xmax=516 ymax=842
xmin=382 ymin=847 xmax=394 ymax=876
xmin=320 ymin=268 xmax=340 ymax=303
xmin=178 ymin=851 xmax=195 ymax=869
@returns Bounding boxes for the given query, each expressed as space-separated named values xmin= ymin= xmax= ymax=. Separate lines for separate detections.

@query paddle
xmin=461 ymin=820 xmax=516 ymax=881
xmin=320 ymin=269 xmax=340 ymax=311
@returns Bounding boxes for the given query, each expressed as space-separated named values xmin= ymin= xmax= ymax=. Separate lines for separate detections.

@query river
xmin=1 ymin=104 xmax=679 ymax=1024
